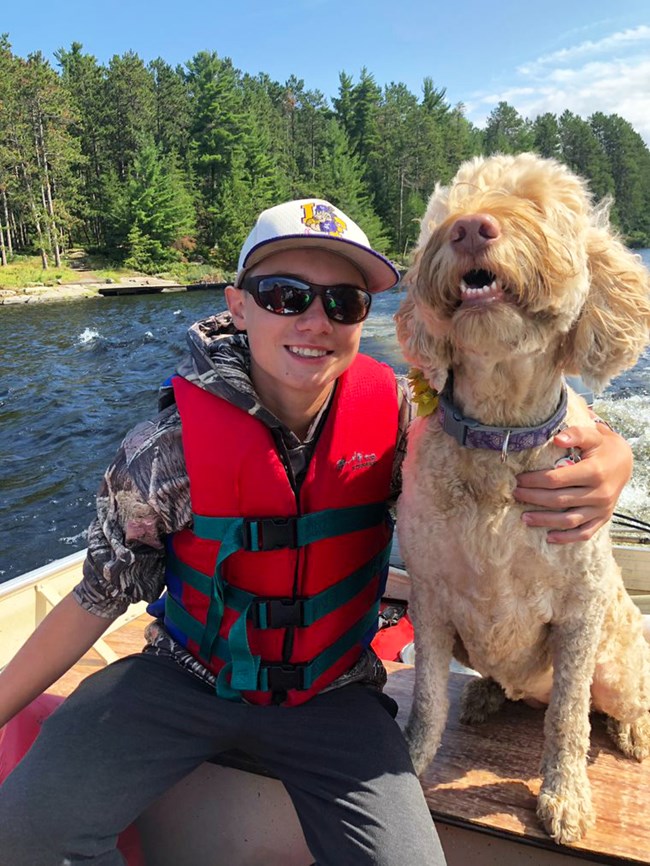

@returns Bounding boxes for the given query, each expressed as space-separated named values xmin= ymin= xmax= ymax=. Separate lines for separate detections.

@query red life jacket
xmin=164 ymin=353 xmax=398 ymax=706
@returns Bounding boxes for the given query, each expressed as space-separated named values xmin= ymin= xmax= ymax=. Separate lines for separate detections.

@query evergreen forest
xmin=2 ymin=35 xmax=650 ymax=277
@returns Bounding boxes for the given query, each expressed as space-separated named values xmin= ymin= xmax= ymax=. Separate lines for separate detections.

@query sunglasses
xmin=239 ymin=274 xmax=372 ymax=324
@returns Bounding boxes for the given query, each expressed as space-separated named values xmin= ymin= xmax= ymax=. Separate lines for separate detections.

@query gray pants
xmin=0 ymin=653 xmax=446 ymax=865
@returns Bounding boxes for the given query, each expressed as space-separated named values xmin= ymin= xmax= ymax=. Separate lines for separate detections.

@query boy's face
xmin=226 ymin=248 xmax=366 ymax=418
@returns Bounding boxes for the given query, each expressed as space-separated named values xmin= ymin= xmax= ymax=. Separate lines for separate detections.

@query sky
xmin=3 ymin=0 xmax=650 ymax=143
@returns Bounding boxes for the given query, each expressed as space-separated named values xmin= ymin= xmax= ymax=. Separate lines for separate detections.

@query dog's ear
xmin=395 ymin=277 xmax=452 ymax=392
xmin=562 ymin=227 xmax=650 ymax=392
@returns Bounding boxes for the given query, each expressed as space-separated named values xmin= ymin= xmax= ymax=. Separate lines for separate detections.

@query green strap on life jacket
xmin=164 ymin=554 xmax=386 ymax=698
xmin=216 ymin=599 xmax=382 ymax=699
xmin=168 ymin=540 xmax=391 ymax=625
xmin=196 ymin=518 xmax=246 ymax=662
xmin=222 ymin=540 xmax=391 ymax=695
xmin=164 ymin=501 xmax=391 ymax=697
xmin=192 ymin=502 xmax=386 ymax=662
xmin=192 ymin=501 xmax=387 ymax=548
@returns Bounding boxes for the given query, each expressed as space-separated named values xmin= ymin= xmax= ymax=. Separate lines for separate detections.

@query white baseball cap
xmin=236 ymin=199 xmax=400 ymax=293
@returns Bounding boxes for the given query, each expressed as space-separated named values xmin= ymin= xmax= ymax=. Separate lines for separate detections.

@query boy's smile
xmin=226 ymin=248 xmax=367 ymax=438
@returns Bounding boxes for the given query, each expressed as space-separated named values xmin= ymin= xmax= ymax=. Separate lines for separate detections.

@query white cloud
xmin=517 ymin=24 xmax=650 ymax=75
xmin=466 ymin=25 xmax=650 ymax=145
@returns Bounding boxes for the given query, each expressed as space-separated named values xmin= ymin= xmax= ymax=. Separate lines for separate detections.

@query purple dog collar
xmin=438 ymin=380 xmax=568 ymax=458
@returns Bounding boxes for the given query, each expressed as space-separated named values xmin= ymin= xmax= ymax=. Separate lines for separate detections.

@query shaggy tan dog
xmin=395 ymin=153 xmax=650 ymax=844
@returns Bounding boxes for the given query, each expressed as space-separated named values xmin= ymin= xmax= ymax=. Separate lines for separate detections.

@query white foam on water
xmin=597 ymin=394 xmax=650 ymax=523
xmin=77 ymin=327 xmax=100 ymax=344
xmin=60 ymin=530 xmax=88 ymax=545
xmin=618 ymin=479 xmax=650 ymax=521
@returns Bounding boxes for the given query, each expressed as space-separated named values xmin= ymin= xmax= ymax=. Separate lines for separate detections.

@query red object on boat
xmin=371 ymin=604 xmax=414 ymax=662
xmin=0 ymin=693 xmax=145 ymax=865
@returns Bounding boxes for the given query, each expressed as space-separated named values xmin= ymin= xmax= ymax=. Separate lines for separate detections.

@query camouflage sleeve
xmin=73 ymin=406 xmax=191 ymax=618
xmin=390 ymin=375 xmax=416 ymax=503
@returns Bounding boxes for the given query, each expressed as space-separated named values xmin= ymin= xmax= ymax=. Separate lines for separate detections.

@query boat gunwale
xmin=0 ymin=549 xmax=86 ymax=599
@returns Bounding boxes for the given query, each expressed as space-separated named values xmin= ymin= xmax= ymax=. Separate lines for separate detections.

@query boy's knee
xmin=0 ymin=774 xmax=83 ymax=861
xmin=0 ymin=788 xmax=50 ymax=862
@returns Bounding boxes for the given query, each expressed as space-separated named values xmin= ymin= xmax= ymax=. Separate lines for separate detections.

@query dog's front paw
xmin=606 ymin=713 xmax=650 ymax=761
xmin=459 ymin=677 xmax=506 ymax=725
xmin=537 ymin=772 xmax=595 ymax=844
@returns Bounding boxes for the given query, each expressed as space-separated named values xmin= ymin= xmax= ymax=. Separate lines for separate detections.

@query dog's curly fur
xmin=395 ymin=153 xmax=650 ymax=844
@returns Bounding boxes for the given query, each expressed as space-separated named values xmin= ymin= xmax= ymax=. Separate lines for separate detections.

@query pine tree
xmin=314 ymin=118 xmax=389 ymax=252
xmin=333 ymin=72 xmax=355 ymax=140
xmin=0 ymin=35 xmax=19 ymax=263
xmin=421 ymin=78 xmax=449 ymax=122
xmin=442 ymin=104 xmax=481 ymax=180
xmin=149 ymin=58 xmax=191 ymax=158
xmin=589 ymin=112 xmax=650 ymax=244
xmin=2 ymin=47 xmax=81 ymax=266
xmin=123 ymin=139 xmax=195 ymax=271
xmin=333 ymin=69 xmax=382 ymax=205
xmin=558 ymin=111 xmax=614 ymax=202
xmin=55 ymin=43 xmax=109 ymax=247
xmin=186 ymin=51 xmax=245 ymax=248
xmin=104 ymin=51 xmax=155 ymax=182
xmin=483 ymin=102 xmax=533 ymax=154
xmin=532 ymin=113 xmax=561 ymax=159
xmin=373 ymin=82 xmax=422 ymax=255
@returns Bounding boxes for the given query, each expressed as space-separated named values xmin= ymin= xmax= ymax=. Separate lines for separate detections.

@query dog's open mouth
xmin=459 ymin=269 xmax=506 ymax=306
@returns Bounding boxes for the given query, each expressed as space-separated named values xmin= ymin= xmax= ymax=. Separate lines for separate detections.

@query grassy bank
xmin=0 ymin=252 xmax=227 ymax=291
xmin=0 ymin=255 xmax=126 ymax=289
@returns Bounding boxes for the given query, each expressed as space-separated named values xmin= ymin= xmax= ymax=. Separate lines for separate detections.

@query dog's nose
xmin=450 ymin=214 xmax=500 ymax=253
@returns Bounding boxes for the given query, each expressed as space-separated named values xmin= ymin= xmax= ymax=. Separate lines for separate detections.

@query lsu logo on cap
xmin=301 ymin=202 xmax=346 ymax=237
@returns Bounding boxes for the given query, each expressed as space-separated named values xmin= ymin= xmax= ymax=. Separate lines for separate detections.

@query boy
xmin=0 ymin=200 xmax=633 ymax=865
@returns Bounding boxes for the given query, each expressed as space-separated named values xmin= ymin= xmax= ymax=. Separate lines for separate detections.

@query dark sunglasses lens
xmin=253 ymin=277 xmax=371 ymax=323
xmin=325 ymin=287 xmax=371 ymax=323
xmin=257 ymin=279 xmax=311 ymax=315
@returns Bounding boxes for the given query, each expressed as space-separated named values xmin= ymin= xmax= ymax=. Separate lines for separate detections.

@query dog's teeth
xmin=460 ymin=281 xmax=499 ymax=297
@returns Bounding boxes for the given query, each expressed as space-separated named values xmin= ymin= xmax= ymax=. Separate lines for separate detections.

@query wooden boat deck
xmin=46 ymin=612 xmax=650 ymax=865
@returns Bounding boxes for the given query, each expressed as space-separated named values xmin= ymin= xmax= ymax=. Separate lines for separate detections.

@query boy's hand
xmin=513 ymin=423 xmax=633 ymax=544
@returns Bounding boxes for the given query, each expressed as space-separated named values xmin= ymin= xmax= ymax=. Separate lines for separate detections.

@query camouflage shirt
xmin=74 ymin=313 xmax=415 ymax=693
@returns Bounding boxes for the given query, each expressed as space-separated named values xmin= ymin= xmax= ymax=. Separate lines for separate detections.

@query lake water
xmin=1 ymin=259 xmax=649 ymax=582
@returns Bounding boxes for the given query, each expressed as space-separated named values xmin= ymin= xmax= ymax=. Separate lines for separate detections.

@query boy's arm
xmin=0 ymin=408 xmax=189 ymax=729
xmin=0 ymin=593 xmax=117 ymax=728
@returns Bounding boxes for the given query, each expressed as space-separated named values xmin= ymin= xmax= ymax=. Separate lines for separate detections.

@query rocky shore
xmin=0 ymin=276 xmax=182 ymax=305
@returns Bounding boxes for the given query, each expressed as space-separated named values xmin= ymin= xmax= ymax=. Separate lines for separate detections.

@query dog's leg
xmin=537 ymin=612 xmax=604 ymax=844
xmin=594 ymin=592 xmax=650 ymax=761
xmin=404 ymin=580 xmax=455 ymax=776
xmin=459 ymin=677 xmax=507 ymax=724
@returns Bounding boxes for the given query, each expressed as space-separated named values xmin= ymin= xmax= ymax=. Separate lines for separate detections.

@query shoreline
xmin=0 ymin=276 xmax=184 ymax=306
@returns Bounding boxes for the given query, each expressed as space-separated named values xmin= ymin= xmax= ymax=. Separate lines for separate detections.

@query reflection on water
xmin=0 ymin=269 xmax=649 ymax=581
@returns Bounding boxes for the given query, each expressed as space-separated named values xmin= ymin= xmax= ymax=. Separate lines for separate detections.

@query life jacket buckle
xmin=262 ymin=663 xmax=305 ymax=691
xmin=252 ymin=597 xmax=306 ymax=628
xmin=243 ymin=516 xmax=298 ymax=551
